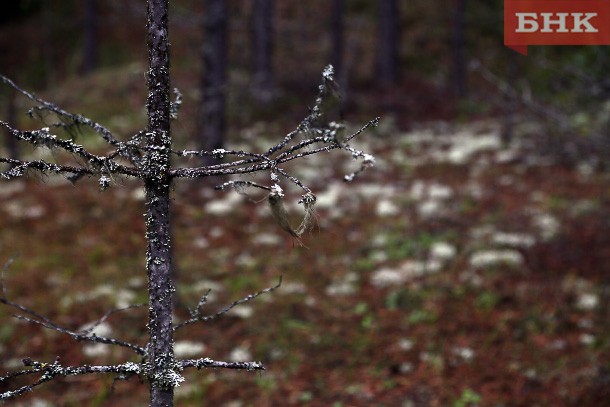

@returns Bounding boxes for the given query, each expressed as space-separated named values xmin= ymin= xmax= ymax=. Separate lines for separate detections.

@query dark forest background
xmin=1 ymin=1 xmax=610 ymax=406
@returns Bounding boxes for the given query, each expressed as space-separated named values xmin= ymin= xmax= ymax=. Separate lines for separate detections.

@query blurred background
xmin=0 ymin=0 xmax=609 ymax=405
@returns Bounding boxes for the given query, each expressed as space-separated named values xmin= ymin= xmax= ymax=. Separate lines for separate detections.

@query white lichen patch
xmin=579 ymin=333 xmax=595 ymax=346
xmin=192 ymin=236 xmax=209 ymax=248
xmin=429 ymin=242 xmax=457 ymax=261
xmin=78 ymin=321 xmax=113 ymax=337
xmin=325 ymin=272 xmax=359 ymax=296
xmin=370 ymin=260 xmax=442 ymax=288
xmin=231 ymin=305 xmax=254 ymax=319
xmin=354 ymin=183 xmax=397 ymax=199
xmin=279 ymin=281 xmax=307 ymax=295
xmin=576 ymin=293 xmax=599 ymax=311
xmin=83 ymin=343 xmax=111 ymax=358
xmin=315 ymin=181 xmax=345 ymax=210
xmin=63 ymin=283 xmax=138 ymax=309
xmin=174 ymin=340 xmax=206 ymax=358
xmin=235 ymin=253 xmax=256 ymax=268
xmin=251 ymin=232 xmax=282 ymax=246
xmin=204 ymin=191 xmax=244 ymax=216
xmin=3 ymin=202 xmax=45 ymax=219
xmin=370 ymin=267 xmax=405 ymax=288
xmin=531 ymin=212 xmax=561 ymax=240
xmin=434 ymin=131 xmax=502 ymax=164
xmin=228 ymin=346 xmax=252 ymax=362
xmin=469 ymin=250 xmax=524 ymax=268
xmin=15 ymin=398 xmax=53 ymax=407
xmin=130 ymin=187 xmax=146 ymax=201
xmin=427 ymin=183 xmax=454 ymax=200
xmin=190 ymin=279 xmax=224 ymax=293
xmin=407 ymin=181 xmax=454 ymax=218
xmin=0 ymin=180 xmax=24 ymax=197
xmin=417 ymin=199 xmax=443 ymax=218
xmin=375 ymin=199 xmax=400 ymax=217
xmin=491 ymin=232 xmax=536 ymax=248
xmin=114 ymin=289 xmax=137 ymax=308
xmin=453 ymin=346 xmax=475 ymax=362
xmin=398 ymin=338 xmax=414 ymax=351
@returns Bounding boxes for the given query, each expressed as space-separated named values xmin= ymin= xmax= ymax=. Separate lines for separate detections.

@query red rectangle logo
xmin=504 ymin=0 xmax=610 ymax=54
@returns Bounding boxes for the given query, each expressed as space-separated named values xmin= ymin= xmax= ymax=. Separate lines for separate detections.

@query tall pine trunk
xmin=145 ymin=0 xmax=175 ymax=405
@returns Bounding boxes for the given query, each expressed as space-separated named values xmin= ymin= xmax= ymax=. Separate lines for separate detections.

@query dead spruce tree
xmin=0 ymin=0 xmax=377 ymax=405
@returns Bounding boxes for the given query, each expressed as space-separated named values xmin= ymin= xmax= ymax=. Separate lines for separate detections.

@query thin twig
xmin=0 ymin=359 xmax=143 ymax=400
xmin=0 ymin=264 xmax=145 ymax=355
xmin=0 ymin=75 xmax=122 ymax=147
xmin=174 ymin=276 xmax=282 ymax=331
xmin=179 ymin=357 xmax=264 ymax=371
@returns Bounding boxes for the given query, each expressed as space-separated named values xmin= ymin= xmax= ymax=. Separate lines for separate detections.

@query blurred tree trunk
xmin=376 ymin=0 xmax=399 ymax=87
xmin=251 ymin=0 xmax=275 ymax=103
xmin=329 ymin=0 xmax=344 ymax=79
xmin=451 ymin=0 xmax=467 ymax=98
xmin=81 ymin=0 xmax=98 ymax=74
xmin=40 ymin=3 xmax=56 ymax=87
xmin=200 ymin=0 xmax=228 ymax=165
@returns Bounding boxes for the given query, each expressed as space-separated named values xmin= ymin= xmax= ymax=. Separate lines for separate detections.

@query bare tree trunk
xmin=451 ymin=0 xmax=467 ymax=98
xmin=376 ymin=0 xmax=399 ymax=87
xmin=329 ymin=0 xmax=349 ymax=89
xmin=251 ymin=0 xmax=275 ymax=103
xmin=82 ymin=0 xmax=98 ymax=74
xmin=200 ymin=0 xmax=228 ymax=166
xmin=145 ymin=0 xmax=175 ymax=405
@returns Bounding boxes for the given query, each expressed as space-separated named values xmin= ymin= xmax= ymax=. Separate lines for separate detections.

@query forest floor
xmin=1 ymin=112 xmax=609 ymax=407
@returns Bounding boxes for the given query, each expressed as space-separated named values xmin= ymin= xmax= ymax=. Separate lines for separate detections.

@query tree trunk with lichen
xmin=145 ymin=0 xmax=175 ymax=405
xmin=0 ymin=0 xmax=378 ymax=404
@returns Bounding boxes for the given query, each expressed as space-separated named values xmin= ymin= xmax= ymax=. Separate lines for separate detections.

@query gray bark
xmin=145 ymin=0 xmax=175 ymax=405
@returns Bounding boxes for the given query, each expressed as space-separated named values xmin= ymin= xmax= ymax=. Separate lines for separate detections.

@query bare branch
xmin=79 ymin=304 xmax=147 ymax=336
xmin=0 ymin=359 xmax=143 ymax=400
xmin=0 ymin=75 xmax=122 ymax=147
xmin=170 ymin=65 xmax=377 ymax=182
xmin=179 ymin=357 xmax=264 ymax=371
xmin=0 ymin=157 xmax=92 ymax=180
xmin=0 ymin=121 xmax=138 ymax=178
xmin=0 ymin=263 xmax=146 ymax=355
xmin=214 ymin=180 xmax=271 ymax=192
xmin=170 ymin=159 xmax=274 ymax=178
xmin=174 ymin=276 xmax=282 ymax=331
